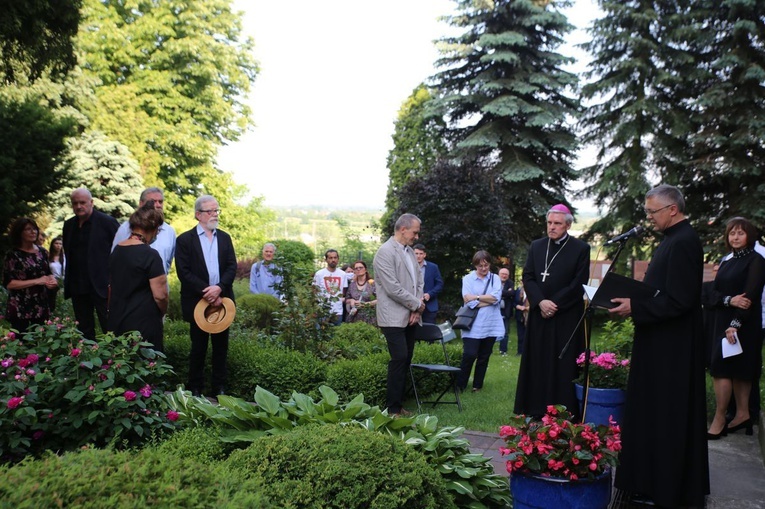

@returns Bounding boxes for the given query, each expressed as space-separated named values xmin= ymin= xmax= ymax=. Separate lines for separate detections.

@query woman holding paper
xmin=706 ymin=217 xmax=765 ymax=439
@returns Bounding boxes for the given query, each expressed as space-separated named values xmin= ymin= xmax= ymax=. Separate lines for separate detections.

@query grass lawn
xmin=404 ymin=327 xmax=522 ymax=434
xmin=405 ymin=322 xmax=765 ymax=434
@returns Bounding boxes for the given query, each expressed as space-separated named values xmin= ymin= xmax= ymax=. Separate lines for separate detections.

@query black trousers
xmin=458 ymin=337 xmax=495 ymax=390
xmin=72 ymin=293 xmax=108 ymax=340
xmin=380 ymin=325 xmax=417 ymax=414
xmin=188 ymin=320 xmax=229 ymax=393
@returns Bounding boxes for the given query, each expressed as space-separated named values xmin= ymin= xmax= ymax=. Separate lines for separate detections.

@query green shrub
xmin=157 ymin=425 xmax=240 ymax=464
xmin=163 ymin=323 xmax=326 ymax=399
xmin=166 ymin=272 xmax=182 ymax=320
xmin=325 ymin=353 xmax=388 ymax=407
xmin=163 ymin=319 xmax=191 ymax=386
xmin=228 ymin=423 xmax=455 ymax=509
xmin=235 ymin=293 xmax=281 ymax=331
xmin=227 ymin=342 xmax=327 ymax=400
xmin=165 ymin=386 xmax=511 ymax=508
xmin=0 ymin=447 xmax=271 ymax=507
xmin=326 ymin=321 xmax=387 ymax=359
xmin=0 ymin=320 xmax=176 ymax=460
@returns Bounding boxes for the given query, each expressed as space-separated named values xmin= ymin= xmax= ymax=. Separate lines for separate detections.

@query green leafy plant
xmin=0 ymin=319 xmax=176 ymax=460
xmin=165 ymin=386 xmax=511 ymax=508
xmin=500 ymin=405 xmax=621 ymax=481
xmin=595 ymin=319 xmax=634 ymax=357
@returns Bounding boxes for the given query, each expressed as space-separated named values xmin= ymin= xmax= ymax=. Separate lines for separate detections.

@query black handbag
xmin=452 ymin=274 xmax=492 ymax=330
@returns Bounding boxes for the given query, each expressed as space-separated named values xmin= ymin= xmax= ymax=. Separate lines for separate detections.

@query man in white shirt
xmin=313 ymin=249 xmax=347 ymax=325
xmin=112 ymin=187 xmax=176 ymax=274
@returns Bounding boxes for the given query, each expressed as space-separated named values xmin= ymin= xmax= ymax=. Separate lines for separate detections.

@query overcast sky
xmin=217 ymin=0 xmax=599 ymax=210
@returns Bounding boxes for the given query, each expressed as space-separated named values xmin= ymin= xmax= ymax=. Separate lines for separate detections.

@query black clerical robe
xmin=614 ymin=220 xmax=709 ymax=508
xmin=514 ymin=234 xmax=590 ymax=419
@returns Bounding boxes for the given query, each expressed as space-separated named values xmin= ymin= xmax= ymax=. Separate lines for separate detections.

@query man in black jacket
xmin=62 ymin=188 xmax=119 ymax=340
xmin=175 ymin=195 xmax=237 ymax=397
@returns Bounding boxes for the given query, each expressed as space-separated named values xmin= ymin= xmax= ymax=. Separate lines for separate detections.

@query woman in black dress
xmin=3 ymin=218 xmax=58 ymax=331
xmin=707 ymin=217 xmax=765 ymax=439
xmin=108 ymin=203 xmax=168 ymax=351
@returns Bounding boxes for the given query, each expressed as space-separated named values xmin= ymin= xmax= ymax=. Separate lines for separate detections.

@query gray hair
xmin=140 ymin=187 xmax=164 ymax=202
xmin=70 ymin=187 xmax=92 ymax=200
xmin=194 ymin=194 xmax=217 ymax=212
xmin=546 ymin=209 xmax=574 ymax=226
xmin=646 ymin=184 xmax=685 ymax=213
xmin=394 ymin=213 xmax=421 ymax=231
xmin=263 ymin=242 xmax=276 ymax=251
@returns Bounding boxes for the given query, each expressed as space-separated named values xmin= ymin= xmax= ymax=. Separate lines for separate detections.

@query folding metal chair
xmin=409 ymin=322 xmax=463 ymax=413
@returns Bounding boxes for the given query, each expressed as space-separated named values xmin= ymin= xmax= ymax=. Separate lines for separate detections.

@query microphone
xmin=605 ymin=226 xmax=645 ymax=245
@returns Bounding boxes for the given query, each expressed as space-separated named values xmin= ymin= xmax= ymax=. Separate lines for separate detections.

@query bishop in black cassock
xmin=514 ymin=204 xmax=590 ymax=419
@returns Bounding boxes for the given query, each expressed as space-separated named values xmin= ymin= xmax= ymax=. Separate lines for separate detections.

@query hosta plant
xmin=166 ymin=385 xmax=511 ymax=508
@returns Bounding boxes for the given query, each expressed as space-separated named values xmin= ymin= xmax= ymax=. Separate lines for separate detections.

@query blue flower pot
xmin=574 ymin=384 xmax=626 ymax=427
xmin=510 ymin=470 xmax=612 ymax=509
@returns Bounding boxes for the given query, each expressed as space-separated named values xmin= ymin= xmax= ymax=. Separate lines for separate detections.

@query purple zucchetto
xmin=548 ymin=203 xmax=572 ymax=215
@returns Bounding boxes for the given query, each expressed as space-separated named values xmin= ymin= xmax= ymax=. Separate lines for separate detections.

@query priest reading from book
xmin=514 ymin=204 xmax=590 ymax=420
xmin=608 ymin=184 xmax=709 ymax=508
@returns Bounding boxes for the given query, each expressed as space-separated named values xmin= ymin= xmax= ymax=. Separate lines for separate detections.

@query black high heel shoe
xmin=706 ymin=423 xmax=728 ymax=440
xmin=727 ymin=418 xmax=753 ymax=436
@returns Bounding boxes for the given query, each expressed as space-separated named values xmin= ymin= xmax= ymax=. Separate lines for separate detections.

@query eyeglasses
xmin=353 ymin=266 xmax=365 ymax=271
xmin=199 ymin=208 xmax=221 ymax=215
xmin=643 ymin=204 xmax=672 ymax=216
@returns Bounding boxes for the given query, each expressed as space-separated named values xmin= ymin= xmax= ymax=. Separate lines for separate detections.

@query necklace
xmin=732 ymin=247 xmax=753 ymax=259
xmin=541 ymin=236 xmax=570 ymax=282
xmin=129 ymin=232 xmax=147 ymax=244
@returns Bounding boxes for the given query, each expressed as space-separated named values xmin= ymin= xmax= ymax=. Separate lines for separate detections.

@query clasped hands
xmin=539 ymin=299 xmax=558 ymax=319
xmin=202 ymin=285 xmax=223 ymax=307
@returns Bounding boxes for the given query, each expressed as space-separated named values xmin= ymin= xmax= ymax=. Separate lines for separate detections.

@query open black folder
xmin=588 ymin=272 xmax=660 ymax=309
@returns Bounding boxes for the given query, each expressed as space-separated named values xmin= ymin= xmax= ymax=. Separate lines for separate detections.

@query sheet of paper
xmin=721 ymin=333 xmax=743 ymax=358
xmin=583 ymin=284 xmax=598 ymax=301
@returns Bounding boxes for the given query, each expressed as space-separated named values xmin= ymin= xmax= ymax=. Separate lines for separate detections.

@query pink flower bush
xmin=573 ymin=351 xmax=630 ymax=390
xmin=7 ymin=396 xmax=24 ymax=409
xmin=124 ymin=391 xmax=137 ymax=402
xmin=500 ymin=405 xmax=621 ymax=480
xmin=139 ymin=385 xmax=152 ymax=398
xmin=166 ymin=410 xmax=180 ymax=422
xmin=70 ymin=348 xmax=81 ymax=358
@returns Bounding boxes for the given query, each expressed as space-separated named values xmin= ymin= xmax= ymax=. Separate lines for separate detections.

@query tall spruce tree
xmin=681 ymin=0 xmax=765 ymax=253
xmin=429 ymin=0 xmax=580 ymax=243
xmin=577 ymin=0 xmax=698 ymax=247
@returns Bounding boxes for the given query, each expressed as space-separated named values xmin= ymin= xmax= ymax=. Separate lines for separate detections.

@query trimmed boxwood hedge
xmin=0 ymin=447 xmax=270 ymax=508
xmin=227 ymin=423 xmax=457 ymax=509
xmin=163 ymin=318 xmax=460 ymax=403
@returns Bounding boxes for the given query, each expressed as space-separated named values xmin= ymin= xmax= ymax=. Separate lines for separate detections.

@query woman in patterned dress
xmin=3 ymin=218 xmax=58 ymax=332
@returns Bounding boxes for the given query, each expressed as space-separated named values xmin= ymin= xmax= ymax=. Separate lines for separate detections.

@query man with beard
xmin=175 ymin=195 xmax=237 ymax=397
xmin=313 ymin=249 xmax=347 ymax=326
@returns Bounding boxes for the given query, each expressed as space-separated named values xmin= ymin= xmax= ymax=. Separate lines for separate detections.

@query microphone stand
xmin=559 ymin=237 xmax=631 ymax=422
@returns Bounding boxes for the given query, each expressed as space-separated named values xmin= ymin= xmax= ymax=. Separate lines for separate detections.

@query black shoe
xmin=727 ymin=418 xmax=753 ymax=435
xmin=706 ymin=423 xmax=728 ymax=440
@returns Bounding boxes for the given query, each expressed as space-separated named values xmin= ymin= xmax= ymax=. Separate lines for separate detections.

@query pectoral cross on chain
xmin=540 ymin=270 xmax=550 ymax=282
